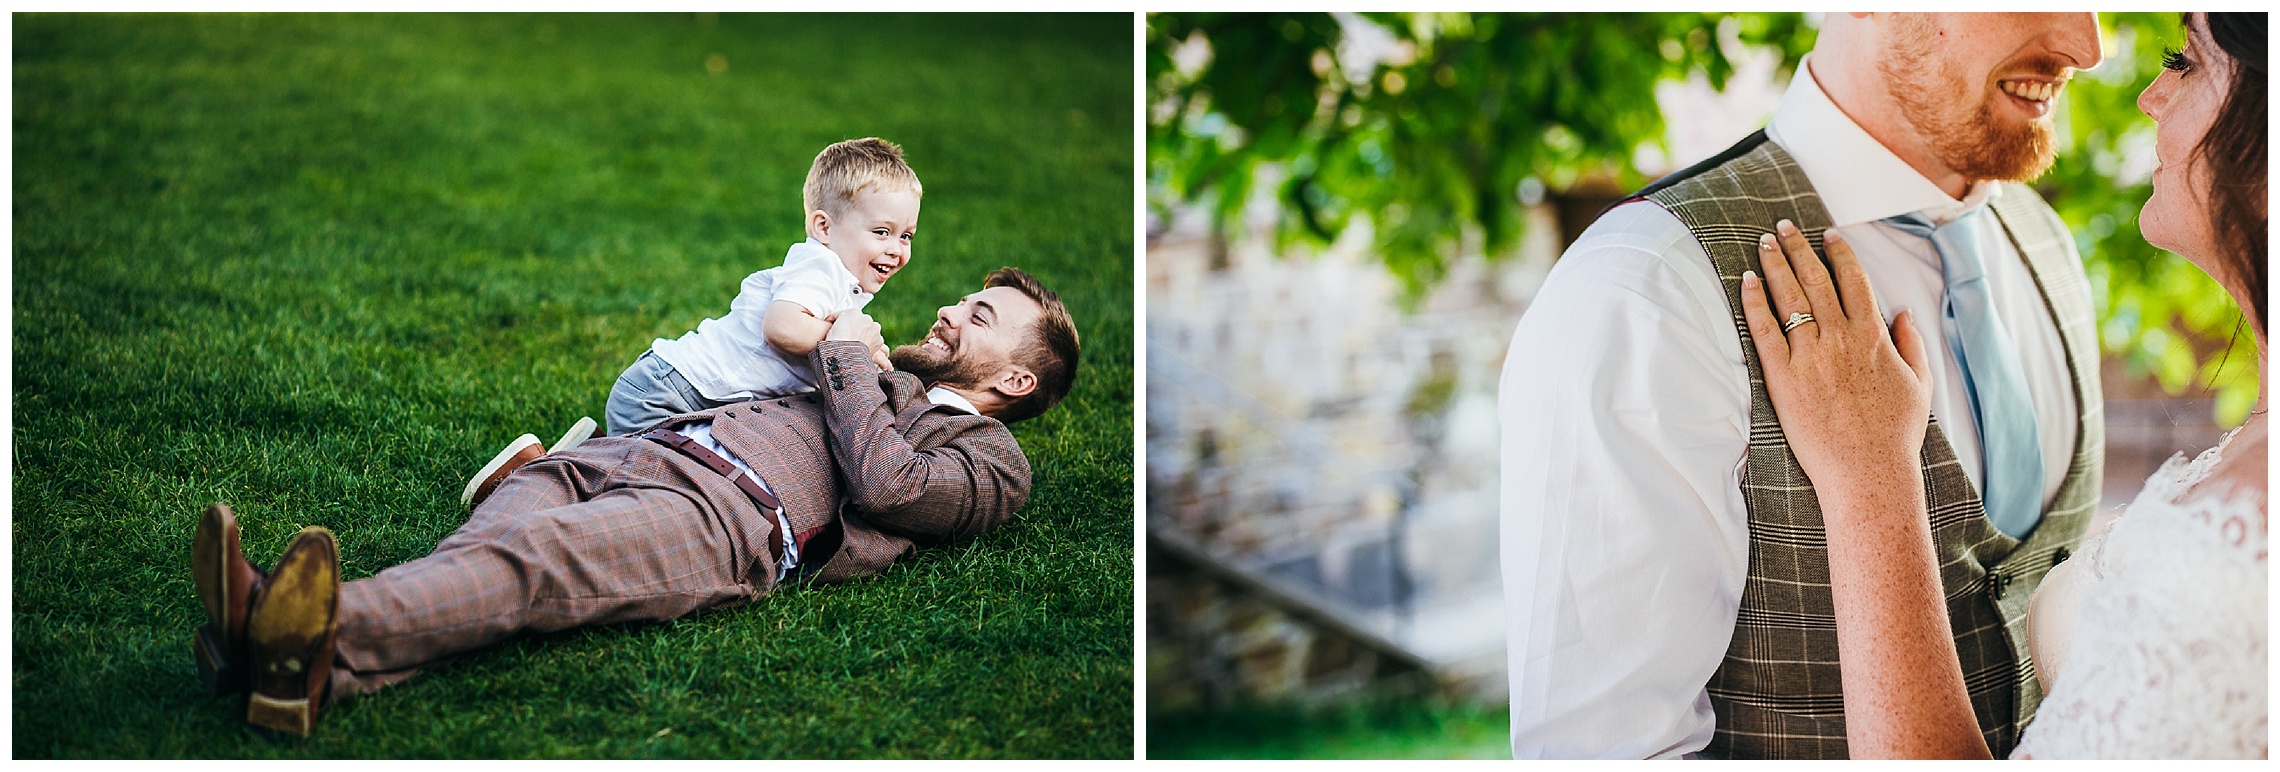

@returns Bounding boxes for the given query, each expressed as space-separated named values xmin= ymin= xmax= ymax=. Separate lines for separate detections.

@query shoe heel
xmin=193 ymin=623 xmax=247 ymax=696
xmin=246 ymin=526 xmax=339 ymax=736
xmin=246 ymin=693 xmax=315 ymax=735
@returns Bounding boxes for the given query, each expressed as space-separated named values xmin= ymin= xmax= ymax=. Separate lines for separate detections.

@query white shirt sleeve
xmin=1499 ymin=202 xmax=1755 ymax=759
xmin=760 ymin=241 xmax=865 ymax=319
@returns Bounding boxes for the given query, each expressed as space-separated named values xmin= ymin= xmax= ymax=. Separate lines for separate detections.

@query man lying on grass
xmin=187 ymin=267 xmax=1080 ymax=735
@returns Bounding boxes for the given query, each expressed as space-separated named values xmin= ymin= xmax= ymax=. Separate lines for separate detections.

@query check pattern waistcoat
xmin=1636 ymin=132 xmax=2104 ymax=759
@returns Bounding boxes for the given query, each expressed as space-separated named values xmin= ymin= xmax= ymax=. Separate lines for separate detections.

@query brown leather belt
xmin=641 ymin=427 xmax=785 ymax=565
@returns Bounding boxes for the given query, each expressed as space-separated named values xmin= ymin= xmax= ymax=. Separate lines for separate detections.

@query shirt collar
xmin=926 ymin=386 xmax=978 ymax=415
xmin=1764 ymin=54 xmax=2002 ymax=227
xmin=789 ymin=238 xmax=873 ymax=302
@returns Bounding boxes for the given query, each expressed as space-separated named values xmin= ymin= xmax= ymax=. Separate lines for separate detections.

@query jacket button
xmin=2052 ymin=547 xmax=2070 ymax=566
xmin=1989 ymin=573 xmax=2009 ymax=599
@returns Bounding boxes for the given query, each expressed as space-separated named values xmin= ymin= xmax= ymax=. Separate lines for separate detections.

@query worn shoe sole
xmin=245 ymin=527 xmax=339 ymax=736
xmin=191 ymin=503 xmax=259 ymax=695
xmin=461 ymin=434 xmax=543 ymax=510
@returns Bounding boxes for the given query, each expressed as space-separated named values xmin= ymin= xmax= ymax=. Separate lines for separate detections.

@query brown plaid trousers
xmin=1640 ymin=134 xmax=2103 ymax=759
xmin=329 ymin=341 xmax=1031 ymax=696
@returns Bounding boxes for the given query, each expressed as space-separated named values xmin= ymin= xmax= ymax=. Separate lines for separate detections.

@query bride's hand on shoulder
xmin=1739 ymin=220 xmax=1934 ymax=504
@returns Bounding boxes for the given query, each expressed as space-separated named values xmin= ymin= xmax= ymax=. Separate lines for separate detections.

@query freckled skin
xmin=1741 ymin=222 xmax=1989 ymax=759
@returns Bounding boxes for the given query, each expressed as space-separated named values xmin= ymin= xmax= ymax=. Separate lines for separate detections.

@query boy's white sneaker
xmin=462 ymin=417 xmax=603 ymax=510
xmin=462 ymin=434 xmax=542 ymax=509
xmin=552 ymin=416 xmax=597 ymax=454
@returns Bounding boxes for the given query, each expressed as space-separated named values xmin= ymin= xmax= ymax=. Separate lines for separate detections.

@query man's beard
xmin=889 ymin=342 xmax=995 ymax=389
xmin=1879 ymin=19 xmax=2059 ymax=183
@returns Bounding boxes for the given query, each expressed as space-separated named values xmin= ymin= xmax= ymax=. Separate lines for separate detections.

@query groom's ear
xmin=808 ymin=209 xmax=833 ymax=244
xmin=988 ymin=366 xmax=1038 ymax=400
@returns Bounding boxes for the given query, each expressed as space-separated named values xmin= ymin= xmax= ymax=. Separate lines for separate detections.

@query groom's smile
xmin=1987 ymin=53 xmax=2081 ymax=121
xmin=1874 ymin=13 xmax=2102 ymax=183
xmin=1997 ymin=76 xmax=2069 ymax=115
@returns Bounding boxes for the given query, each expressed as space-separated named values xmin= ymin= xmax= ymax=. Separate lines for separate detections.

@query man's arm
xmin=1499 ymin=203 xmax=1754 ymax=759
xmin=809 ymin=319 xmax=1028 ymax=543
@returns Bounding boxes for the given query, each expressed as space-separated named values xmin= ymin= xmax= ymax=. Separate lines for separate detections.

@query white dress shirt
xmin=1498 ymin=57 xmax=2080 ymax=759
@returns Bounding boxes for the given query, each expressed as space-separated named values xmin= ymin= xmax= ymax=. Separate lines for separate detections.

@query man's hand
xmin=826 ymin=310 xmax=894 ymax=371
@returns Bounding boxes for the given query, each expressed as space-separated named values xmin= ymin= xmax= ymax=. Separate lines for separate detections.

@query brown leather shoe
xmin=191 ymin=503 xmax=265 ymax=696
xmin=244 ymin=526 xmax=340 ymax=736
xmin=461 ymin=417 xmax=596 ymax=510
xmin=462 ymin=433 xmax=542 ymax=510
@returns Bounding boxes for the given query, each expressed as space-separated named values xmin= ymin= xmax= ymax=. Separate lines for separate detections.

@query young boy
xmin=461 ymin=137 xmax=920 ymax=508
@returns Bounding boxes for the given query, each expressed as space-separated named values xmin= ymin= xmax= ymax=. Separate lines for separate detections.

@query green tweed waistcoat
xmin=1638 ymin=132 xmax=2104 ymax=759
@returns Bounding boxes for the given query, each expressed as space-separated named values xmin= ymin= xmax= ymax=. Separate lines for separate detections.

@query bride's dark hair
xmin=2201 ymin=12 xmax=2266 ymax=335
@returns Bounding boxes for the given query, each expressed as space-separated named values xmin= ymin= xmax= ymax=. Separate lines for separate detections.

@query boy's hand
xmin=825 ymin=309 xmax=884 ymax=357
xmin=821 ymin=312 xmax=893 ymax=371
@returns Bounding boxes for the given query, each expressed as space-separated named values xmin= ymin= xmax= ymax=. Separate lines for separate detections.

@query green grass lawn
xmin=1148 ymin=700 xmax=1511 ymax=759
xmin=12 ymin=12 xmax=1133 ymax=758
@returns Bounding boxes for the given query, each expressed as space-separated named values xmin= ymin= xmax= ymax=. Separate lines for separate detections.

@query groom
xmin=192 ymin=268 xmax=1081 ymax=734
xmin=1500 ymin=14 xmax=2104 ymax=759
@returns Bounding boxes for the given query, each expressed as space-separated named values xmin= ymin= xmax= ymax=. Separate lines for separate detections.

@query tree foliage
xmin=1149 ymin=12 xmax=2255 ymax=421
xmin=1147 ymin=12 xmax=1810 ymax=296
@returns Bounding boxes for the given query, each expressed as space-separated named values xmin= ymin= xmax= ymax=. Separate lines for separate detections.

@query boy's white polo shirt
xmin=651 ymin=239 xmax=873 ymax=402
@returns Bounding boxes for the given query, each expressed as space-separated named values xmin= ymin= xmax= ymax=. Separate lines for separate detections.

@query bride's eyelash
xmin=2162 ymin=47 xmax=2194 ymax=75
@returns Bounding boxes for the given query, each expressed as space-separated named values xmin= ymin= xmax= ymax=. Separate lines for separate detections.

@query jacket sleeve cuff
xmin=811 ymin=339 xmax=881 ymax=392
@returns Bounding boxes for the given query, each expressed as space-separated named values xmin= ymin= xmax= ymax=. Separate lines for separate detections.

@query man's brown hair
xmin=986 ymin=267 xmax=1080 ymax=423
xmin=803 ymin=138 xmax=923 ymax=217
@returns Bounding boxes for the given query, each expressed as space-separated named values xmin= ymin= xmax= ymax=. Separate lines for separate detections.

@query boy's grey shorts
xmin=605 ymin=351 xmax=734 ymax=436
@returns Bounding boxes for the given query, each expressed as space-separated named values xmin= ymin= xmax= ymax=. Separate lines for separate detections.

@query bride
xmin=1738 ymin=12 xmax=2264 ymax=759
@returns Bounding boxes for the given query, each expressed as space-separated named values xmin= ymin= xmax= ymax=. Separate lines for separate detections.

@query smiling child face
xmin=818 ymin=186 xmax=920 ymax=294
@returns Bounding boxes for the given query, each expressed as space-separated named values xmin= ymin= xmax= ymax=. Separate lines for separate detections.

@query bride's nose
xmin=2137 ymin=70 xmax=2173 ymax=119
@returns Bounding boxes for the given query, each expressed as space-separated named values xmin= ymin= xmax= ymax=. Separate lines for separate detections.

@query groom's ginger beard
xmin=1880 ymin=15 xmax=2065 ymax=183
xmin=889 ymin=338 xmax=995 ymax=390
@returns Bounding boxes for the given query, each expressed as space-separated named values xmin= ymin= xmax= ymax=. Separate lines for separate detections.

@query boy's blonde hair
xmin=802 ymin=137 xmax=923 ymax=217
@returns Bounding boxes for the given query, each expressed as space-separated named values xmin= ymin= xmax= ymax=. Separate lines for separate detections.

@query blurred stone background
xmin=1145 ymin=201 xmax=1552 ymax=706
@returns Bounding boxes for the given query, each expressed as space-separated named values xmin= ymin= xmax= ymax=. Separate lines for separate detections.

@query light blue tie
xmin=1884 ymin=210 xmax=2044 ymax=539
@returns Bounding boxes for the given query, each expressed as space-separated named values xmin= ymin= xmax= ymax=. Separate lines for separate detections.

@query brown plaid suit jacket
xmin=681 ymin=340 xmax=1034 ymax=584
xmin=328 ymin=340 xmax=1029 ymax=696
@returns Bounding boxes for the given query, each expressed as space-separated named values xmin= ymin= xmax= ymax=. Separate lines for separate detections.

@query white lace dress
xmin=2015 ymin=434 xmax=2268 ymax=759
